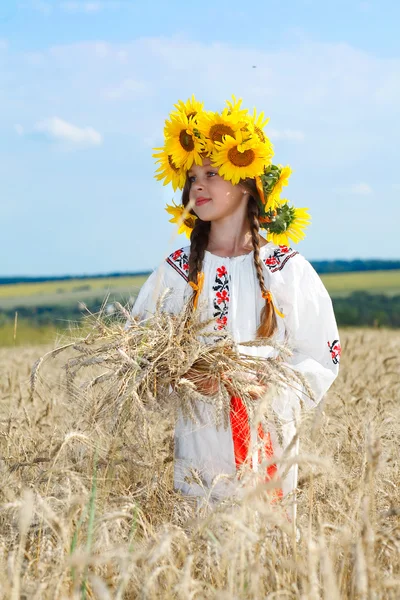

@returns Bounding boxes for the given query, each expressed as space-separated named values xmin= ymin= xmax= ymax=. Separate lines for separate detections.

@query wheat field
xmin=0 ymin=327 xmax=399 ymax=599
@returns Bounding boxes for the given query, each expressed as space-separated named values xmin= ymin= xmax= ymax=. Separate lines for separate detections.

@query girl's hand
xmin=183 ymin=368 xmax=220 ymax=396
xmin=182 ymin=371 xmax=268 ymax=399
xmin=247 ymin=384 xmax=268 ymax=400
xmin=221 ymin=373 xmax=268 ymax=400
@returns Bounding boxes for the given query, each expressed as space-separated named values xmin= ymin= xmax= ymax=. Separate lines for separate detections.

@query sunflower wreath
xmin=154 ymin=95 xmax=310 ymax=245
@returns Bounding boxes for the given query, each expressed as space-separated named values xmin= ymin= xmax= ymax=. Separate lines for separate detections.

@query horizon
xmin=2 ymin=256 xmax=400 ymax=280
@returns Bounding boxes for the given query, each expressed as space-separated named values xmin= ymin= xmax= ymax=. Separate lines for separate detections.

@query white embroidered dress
xmin=131 ymin=242 xmax=340 ymax=505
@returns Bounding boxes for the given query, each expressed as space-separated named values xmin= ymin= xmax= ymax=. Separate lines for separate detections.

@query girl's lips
xmin=195 ymin=197 xmax=211 ymax=206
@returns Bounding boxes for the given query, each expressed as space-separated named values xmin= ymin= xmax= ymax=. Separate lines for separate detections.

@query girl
xmin=131 ymin=96 xmax=340 ymax=515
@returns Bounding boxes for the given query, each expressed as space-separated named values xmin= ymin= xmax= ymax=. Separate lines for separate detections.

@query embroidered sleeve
xmin=129 ymin=251 xmax=189 ymax=322
xmin=270 ymin=252 xmax=340 ymax=420
xmin=166 ymin=247 xmax=189 ymax=282
xmin=263 ymin=245 xmax=298 ymax=273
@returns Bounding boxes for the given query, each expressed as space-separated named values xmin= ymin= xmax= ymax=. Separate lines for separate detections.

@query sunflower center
xmin=209 ymin=124 xmax=235 ymax=143
xmin=184 ymin=216 xmax=196 ymax=228
xmin=168 ymin=155 xmax=180 ymax=173
xmin=179 ymin=130 xmax=195 ymax=152
xmin=254 ymin=126 xmax=266 ymax=143
xmin=227 ymin=147 xmax=255 ymax=167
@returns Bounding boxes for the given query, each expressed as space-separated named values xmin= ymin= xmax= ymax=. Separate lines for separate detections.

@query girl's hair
xmin=181 ymin=177 xmax=277 ymax=338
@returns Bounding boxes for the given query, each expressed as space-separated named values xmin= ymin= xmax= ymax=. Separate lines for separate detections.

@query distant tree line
xmin=311 ymin=259 xmax=400 ymax=274
xmin=0 ymin=271 xmax=152 ymax=286
xmin=0 ymin=303 xmax=91 ymax=327
xmin=1 ymin=259 xmax=400 ymax=286
xmin=332 ymin=292 xmax=400 ymax=327
xmin=1 ymin=292 xmax=399 ymax=328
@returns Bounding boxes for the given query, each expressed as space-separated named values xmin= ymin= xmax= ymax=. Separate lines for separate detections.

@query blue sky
xmin=1 ymin=0 xmax=399 ymax=276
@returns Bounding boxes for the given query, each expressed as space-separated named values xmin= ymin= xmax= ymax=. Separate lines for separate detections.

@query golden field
xmin=0 ymin=328 xmax=399 ymax=598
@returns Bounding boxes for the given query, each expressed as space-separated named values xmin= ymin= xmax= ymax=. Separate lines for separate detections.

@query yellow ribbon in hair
xmin=189 ymin=271 xmax=205 ymax=309
xmin=262 ymin=290 xmax=285 ymax=318
xmin=256 ymin=175 xmax=266 ymax=205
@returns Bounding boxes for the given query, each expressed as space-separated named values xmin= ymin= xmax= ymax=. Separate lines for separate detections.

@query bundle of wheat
xmin=31 ymin=297 xmax=311 ymax=438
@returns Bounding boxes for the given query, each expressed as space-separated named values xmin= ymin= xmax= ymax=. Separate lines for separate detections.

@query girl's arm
xmin=269 ymin=253 xmax=340 ymax=421
xmin=128 ymin=260 xmax=188 ymax=324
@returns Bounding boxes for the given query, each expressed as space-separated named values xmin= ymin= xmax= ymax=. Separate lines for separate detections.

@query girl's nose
xmin=194 ymin=177 xmax=205 ymax=190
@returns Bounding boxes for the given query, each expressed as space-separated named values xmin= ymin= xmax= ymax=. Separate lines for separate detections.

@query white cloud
xmin=3 ymin=36 xmax=400 ymax=168
xmin=103 ymin=78 xmax=149 ymax=100
xmin=14 ymin=124 xmax=24 ymax=135
xmin=33 ymin=117 xmax=103 ymax=146
xmin=268 ymin=129 xmax=305 ymax=142
xmin=60 ymin=2 xmax=101 ymax=13
xmin=351 ymin=183 xmax=373 ymax=195
xmin=29 ymin=1 xmax=52 ymax=14
xmin=23 ymin=51 xmax=46 ymax=66
xmin=27 ymin=1 xmax=105 ymax=13
xmin=22 ymin=37 xmax=400 ymax=117
xmin=0 ymin=39 xmax=8 ymax=51
xmin=337 ymin=183 xmax=373 ymax=196
xmin=392 ymin=184 xmax=400 ymax=191
xmin=358 ymin=1 xmax=372 ymax=11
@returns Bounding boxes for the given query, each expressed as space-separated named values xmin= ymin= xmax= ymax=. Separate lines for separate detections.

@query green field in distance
xmin=0 ymin=270 xmax=399 ymax=310
xmin=320 ymin=270 xmax=400 ymax=297
xmin=0 ymin=275 xmax=149 ymax=309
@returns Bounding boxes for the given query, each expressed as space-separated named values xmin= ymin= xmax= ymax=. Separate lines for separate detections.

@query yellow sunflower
xmin=267 ymin=204 xmax=311 ymax=246
xmin=165 ymin=200 xmax=197 ymax=238
xmin=164 ymin=111 xmax=204 ymax=170
xmin=153 ymin=146 xmax=186 ymax=191
xmin=265 ymin=190 xmax=280 ymax=211
xmin=265 ymin=165 xmax=292 ymax=210
xmin=222 ymin=95 xmax=249 ymax=121
xmin=195 ymin=109 xmax=244 ymax=153
xmin=273 ymin=165 xmax=292 ymax=195
xmin=211 ymin=130 xmax=273 ymax=185
xmin=171 ymin=94 xmax=204 ymax=121
xmin=248 ymin=107 xmax=271 ymax=144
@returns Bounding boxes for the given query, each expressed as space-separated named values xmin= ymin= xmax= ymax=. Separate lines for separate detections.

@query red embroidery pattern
xmin=166 ymin=247 xmax=189 ymax=281
xmin=328 ymin=339 xmax=341 ymax=365
xmin=213 ymin=265 xmax=230 ymax=330
xmin=263 ymin=245 xmax=298 ymax=273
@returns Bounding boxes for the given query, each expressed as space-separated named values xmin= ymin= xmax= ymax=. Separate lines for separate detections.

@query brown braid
xmin=247 ymin=194 xmax=278 ymax=339
xmin=181 ymin=176 xmax=210 ymax=296
xmin=188 ymin=218 xmax=211 ymax=286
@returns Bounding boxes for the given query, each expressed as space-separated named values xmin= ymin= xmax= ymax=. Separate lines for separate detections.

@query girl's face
xmin=188 ymin=158 xmax=248 ymax=222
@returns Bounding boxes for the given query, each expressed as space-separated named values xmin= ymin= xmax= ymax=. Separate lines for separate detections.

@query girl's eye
xmin=189 ymin=171 xmax=217 ymax=183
